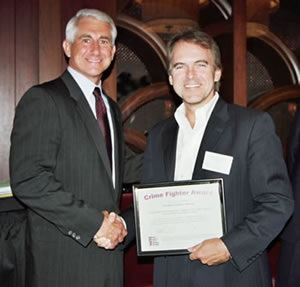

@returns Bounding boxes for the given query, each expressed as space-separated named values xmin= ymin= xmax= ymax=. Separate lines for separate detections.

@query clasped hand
xmin=188 ymin=238 xmax=231 ymax=266
xmin=93 ymin=211 xmax=127 ymax=249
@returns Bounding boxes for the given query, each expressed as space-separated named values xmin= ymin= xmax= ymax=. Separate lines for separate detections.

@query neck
xmin=184 ymin=105 xmax=196 ymax=128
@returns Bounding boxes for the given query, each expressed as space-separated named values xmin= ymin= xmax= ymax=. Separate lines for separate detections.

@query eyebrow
xmin=78 ymin=34 xmax=111 ymax=41
xmin=78 ymin=34 xmax=92 ymax=39
xmin=173 ymin=62 xmax=185 ymax=68
xmin=99 ymin=36 xmax=110 ymax=40
xmin=195 ymin=60 xmax=208 ymax=65
xmin=173 ymin=59 xmax=208 ymax=68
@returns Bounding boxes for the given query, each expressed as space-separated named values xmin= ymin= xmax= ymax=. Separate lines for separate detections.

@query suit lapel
xmin=61 ymin=71 xmax=113 ymax=181
xmin=193 ymin=98 xmax=230 ymax=177
xmin=107 ymin=96 xmax=123 ymax=197
xmin=162 ymin=117 xmax=178 ymax=181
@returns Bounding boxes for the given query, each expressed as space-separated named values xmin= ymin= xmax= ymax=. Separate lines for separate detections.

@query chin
xmin=183 ymin=95 xmax=202 ymax=102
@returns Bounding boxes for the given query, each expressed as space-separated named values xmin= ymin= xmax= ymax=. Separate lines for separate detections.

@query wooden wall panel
xmin=141 ymin=0 xmax=199 ymax=21
xmin=233 ymin=0 xmax=247 ymax=106
xmin=16 ymin=0 xmax=39 ymax=103
xmin=39 ymin=0 xmax=63 ymax=83
xmin=247 ymin=0 xmax=270 ymax=25
xmin=0 ymin=1 xmax=15 ymax=180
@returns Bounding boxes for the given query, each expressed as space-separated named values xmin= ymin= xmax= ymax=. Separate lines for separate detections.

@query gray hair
xmin=65 ymin=8 xmax=117 ymax=44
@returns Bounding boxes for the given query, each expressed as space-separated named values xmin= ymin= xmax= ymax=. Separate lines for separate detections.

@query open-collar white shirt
xmin=67 ymin=66 xmax=116 ymax=188
xmin=174 ymin=93 xmax=219 ymax=181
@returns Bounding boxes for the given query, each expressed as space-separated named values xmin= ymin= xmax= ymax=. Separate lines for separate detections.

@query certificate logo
xmin=148 ymin=236 xmax=159 ymax=246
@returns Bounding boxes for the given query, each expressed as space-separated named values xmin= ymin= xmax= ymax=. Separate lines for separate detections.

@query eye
xmin=174 ymin=64 xmax=184 ymax=70
xmin=196 ymin=62 xmax=207 ymax=68
xmin=82 ymin=38 xmax=90 ymax=44
xmin=99 ymin=39 xmax=110 ymax=46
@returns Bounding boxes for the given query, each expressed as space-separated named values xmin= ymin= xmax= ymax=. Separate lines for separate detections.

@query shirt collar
xmin=67 ymin=66 xmax=103 ymax=96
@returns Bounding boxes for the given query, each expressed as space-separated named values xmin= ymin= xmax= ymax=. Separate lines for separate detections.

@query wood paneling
xmin=247 ymin=0 xmax=270 ymax=25
xmin=39 ymin=0 xmax=63 ymax=83
xmin=233 ymin=0 xmax=247 ymax=106
xmin=141 ymin=0 xmax=199 ymax=22
xmin=0 ymin=0 xmax=15 ymax=180
xmin=16 ymin=0 xmax=39 ymax=103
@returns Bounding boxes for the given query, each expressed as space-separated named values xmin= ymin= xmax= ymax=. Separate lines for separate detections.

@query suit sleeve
xmin=9 ymin=87 xmax=103 ymax=247
xmin=221 ymin=112 xmax=294 ymax=271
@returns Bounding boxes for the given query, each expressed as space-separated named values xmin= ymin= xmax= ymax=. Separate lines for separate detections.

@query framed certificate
xmin=0 ymin=181 xmax=12 ymax=198
xmin=133 ymin=179 xmax=226 ymax=256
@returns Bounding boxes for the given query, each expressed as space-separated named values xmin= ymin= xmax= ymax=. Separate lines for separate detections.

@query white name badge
xmin=202 ymin=151 xmax=233 ymax=175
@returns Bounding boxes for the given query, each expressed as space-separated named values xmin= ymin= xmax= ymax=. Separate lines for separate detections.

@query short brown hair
xmin=167 ymin=28 xmax=222 ymax=91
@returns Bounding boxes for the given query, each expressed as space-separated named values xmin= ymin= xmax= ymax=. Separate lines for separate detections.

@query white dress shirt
xmin=174 ymin=93 xmax=219 ymax=181
xmin=67 ymin=67 xmax=116 ymax=188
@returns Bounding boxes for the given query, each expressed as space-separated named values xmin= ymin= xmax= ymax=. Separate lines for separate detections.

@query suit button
xmin=68 ymin=230 xmax=72 ymax=236
xmin=76 ymin=235 xmax=80 ymax=240
xmin=72 ymin=232 xmax=76 ymax=238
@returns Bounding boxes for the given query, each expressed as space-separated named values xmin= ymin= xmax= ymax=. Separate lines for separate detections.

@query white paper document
xmin=133 ymin=179 xmax=225 ymax=255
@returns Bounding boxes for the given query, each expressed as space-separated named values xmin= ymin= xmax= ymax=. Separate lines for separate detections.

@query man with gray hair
xmin=9 ymin=8 xmax=134 ymax=287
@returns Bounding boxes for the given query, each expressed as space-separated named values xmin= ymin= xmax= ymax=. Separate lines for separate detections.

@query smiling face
xmin=168 ymin=40 xmax=221 ymax=111
xmin=63 ymin=17 xmax=116 ymax=84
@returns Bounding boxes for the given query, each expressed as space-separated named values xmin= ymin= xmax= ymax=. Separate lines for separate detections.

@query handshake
xmin=93 ymin=211 xmax=127 ymax=249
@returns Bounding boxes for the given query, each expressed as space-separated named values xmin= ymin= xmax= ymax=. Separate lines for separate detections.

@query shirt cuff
xmin=119 ymin=216 xmax=127 ymax=230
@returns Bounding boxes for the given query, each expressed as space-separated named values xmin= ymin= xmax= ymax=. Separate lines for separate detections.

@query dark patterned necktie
xmin=93 ymin=87 xmax=112 ymax=167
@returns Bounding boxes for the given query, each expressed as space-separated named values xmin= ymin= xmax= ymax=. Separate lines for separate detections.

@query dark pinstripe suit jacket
xmin=9 ymin=70 xmax=128 ymax=287
xmin=281 ymin=104 xmax=300 ymax=242
xmin=142 ymin=97 xmax=294 ymax=287
xmin=275 ymin=104 xmax=300 ymax=287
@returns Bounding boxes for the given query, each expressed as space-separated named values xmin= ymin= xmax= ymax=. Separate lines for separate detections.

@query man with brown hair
xmin=142 ymin=28 xmax=294 ymax=287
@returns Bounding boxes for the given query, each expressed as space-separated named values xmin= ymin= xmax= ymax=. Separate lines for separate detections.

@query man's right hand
xmin=93 ymin=211 xmax=127 ymax=249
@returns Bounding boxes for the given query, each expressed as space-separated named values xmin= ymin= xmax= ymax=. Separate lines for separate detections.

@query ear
xmin=111 ymin=45 xmax=116 ymax=60
xmin=214 ymin=68 xmax=222 ymax=82
xmin=168 ymin=74 xmax=173 ymax=86
xmin=63 ymin=40 xmax=71 ymax=58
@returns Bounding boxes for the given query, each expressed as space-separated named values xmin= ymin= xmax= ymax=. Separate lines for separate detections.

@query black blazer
xmin=281 ymin=105 xmax=300 ymax=241
xmin=142 ymin=98 xmax=294 ymax=287
xmin=9 ymin=70 xmax=127 ymax=287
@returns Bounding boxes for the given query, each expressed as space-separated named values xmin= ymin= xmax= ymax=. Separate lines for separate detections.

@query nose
xmin=186 ymin=66 xmax=195 ymax=79
xmin=90 ymin=41 xmax=101 ymax=54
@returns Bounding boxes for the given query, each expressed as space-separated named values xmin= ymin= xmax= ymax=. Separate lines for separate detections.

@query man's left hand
xmin=188 ymin=238 xmax=231 ymax=265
